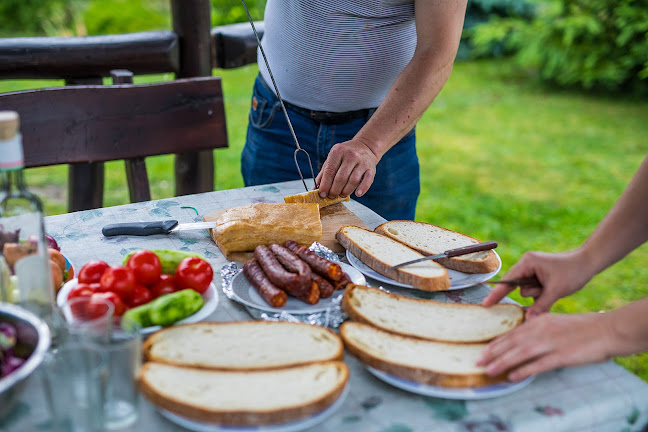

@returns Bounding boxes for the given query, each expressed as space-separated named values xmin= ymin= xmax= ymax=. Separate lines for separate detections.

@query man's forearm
xmin=605 ymin=296 xmax=648 ymax=357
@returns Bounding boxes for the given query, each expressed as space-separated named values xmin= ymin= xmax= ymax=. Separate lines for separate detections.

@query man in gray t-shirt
xmin=242 ymin=0 xmax=467 ymax=220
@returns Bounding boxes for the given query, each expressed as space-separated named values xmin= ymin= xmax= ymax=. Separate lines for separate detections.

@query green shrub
xmin=470 ymin=0 xmax=648 ymax=93
xmin=211 ymin=0 xmax=266 ymax=26
xmin=84 ymin=0 xmax=170 ymax=35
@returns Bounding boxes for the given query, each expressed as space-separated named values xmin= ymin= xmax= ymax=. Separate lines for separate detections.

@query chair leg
xmin=175 ymin=150 xmax=214 ymax=196
xmin=68 ymin=162 xmax=104 ymax=212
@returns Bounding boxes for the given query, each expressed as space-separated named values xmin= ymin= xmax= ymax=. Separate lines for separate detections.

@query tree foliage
xmin=470 ymin=0 xmax=648 ymax=93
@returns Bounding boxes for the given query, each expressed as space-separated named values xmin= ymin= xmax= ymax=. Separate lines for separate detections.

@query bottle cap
xmin=0 ymin=111 xmax=20 ymax=140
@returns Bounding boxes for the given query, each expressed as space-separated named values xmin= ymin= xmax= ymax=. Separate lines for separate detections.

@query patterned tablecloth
xmin=3 ymin=180 xmax=648 ymax=432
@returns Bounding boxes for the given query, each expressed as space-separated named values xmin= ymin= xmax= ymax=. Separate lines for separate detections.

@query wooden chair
xmin=0 ymin=70 xmax=228 ymax=211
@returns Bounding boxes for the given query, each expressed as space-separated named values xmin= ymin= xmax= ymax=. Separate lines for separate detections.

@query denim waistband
xmin=258 ymin=74 xmax=377 ymax=125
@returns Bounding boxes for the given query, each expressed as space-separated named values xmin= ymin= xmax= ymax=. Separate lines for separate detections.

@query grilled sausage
xmin=296 ymin=282 xmax=320 ymax=305
xmin=254 ymin=245 xmax=310 ymax=296
xmin=284 ymin=240 xmax=344 ymax=281
xmin=242 ymin=259 xmax=287 ymax=307
xmin=333 ymin=272 xmax=353 ymax=291
xmin=311 ymin=273 xmax=335 ymax=299
xmin=269 ymin=244 xmax=312 ymax=280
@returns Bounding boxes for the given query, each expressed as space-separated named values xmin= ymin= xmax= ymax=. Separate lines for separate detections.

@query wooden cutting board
xmin=203 ymin=203 xmax=368 ymax=261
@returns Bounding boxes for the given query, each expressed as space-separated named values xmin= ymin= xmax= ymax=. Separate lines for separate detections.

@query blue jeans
xmin=241 ymin=75 xmax=420 ymax=221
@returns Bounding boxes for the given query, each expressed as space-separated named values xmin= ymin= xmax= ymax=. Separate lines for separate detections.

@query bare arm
xmin=316 ymin=0 xmax=468 ymax=199
xmin=477 ymin=296 xmax=648 ymax=381
xmin=483 ymin=154 xmax=648 ymax=314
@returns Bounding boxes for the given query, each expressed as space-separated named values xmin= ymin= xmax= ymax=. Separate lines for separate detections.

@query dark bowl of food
xmin=0 ymin=303 xmax=51 ymax=419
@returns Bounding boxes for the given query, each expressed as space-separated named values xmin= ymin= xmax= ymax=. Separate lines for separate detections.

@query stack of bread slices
xmin=137 ymin=321 xmax=349 ymax=426
xmin=336 ymin=221 xmax=500 ymax=291
xmin=340 ymin=285 xmax=524 ymax=388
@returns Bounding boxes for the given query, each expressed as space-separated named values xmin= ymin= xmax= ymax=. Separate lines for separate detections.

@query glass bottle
xmin=0 ymin=110 xmax=55 ymax=327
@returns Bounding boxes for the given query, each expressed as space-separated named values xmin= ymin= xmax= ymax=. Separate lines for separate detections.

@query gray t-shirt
xmin=259 ymin=0 xmax=416 ymax=113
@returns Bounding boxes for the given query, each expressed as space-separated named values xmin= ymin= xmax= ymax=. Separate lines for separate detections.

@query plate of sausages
xmin=231 ymin=241 xmax=366 ymax=314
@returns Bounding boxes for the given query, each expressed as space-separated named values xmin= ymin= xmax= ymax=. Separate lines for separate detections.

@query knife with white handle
xmin=388 ymin=241 xmax=498 ymax=270
xmin=102 ymin=220 xmax=217 ymax=237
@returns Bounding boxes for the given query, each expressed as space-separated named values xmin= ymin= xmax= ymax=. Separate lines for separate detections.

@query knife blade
xmin=102 ymin=220 xmax=217 ymax=237
xmin=388 ymin=241 xmax=498 ymax=270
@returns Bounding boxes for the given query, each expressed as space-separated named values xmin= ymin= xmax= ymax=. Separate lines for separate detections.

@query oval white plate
xmin=346 ymin=250 xmax=501 ymax=291
xmin=230 ymin=262 xmax=365 ymax=314
xmin=367 ymin=367 xmax=534 ymax=400
xmin=57 ymin=279 xmax=219 ymax=335
xmin=158 ymin=384 xmax=349 ymax=432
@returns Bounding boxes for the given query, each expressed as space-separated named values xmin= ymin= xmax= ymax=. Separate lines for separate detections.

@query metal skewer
xmin=241 ymin=0 xmax=316 ymax=192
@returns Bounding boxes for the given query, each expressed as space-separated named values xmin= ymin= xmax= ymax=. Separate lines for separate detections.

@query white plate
xmin=57 ymin=280 xmax=219 ymax=335
xmin=230 ymin=262 xmax=365 ymax=314
xmin=367 ymin=367 xmax=534 ymax=400
xmin=346 ymin=250 xmax=501 ymax=291
xmin=158 ymin=384 xmax=349 ymax=432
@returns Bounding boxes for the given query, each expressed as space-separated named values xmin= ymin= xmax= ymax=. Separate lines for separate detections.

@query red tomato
xmin=89 ymin=282 xmax=104 ymax=293
xmin=91 ymin=292 xmax=126 ymax=316
xmin=126 ymin=250 xmax=162 ymax=285
xmin=78 ymin=260 xmax=110 ymax=284
xmin=100 ymin=266 xmax=136 ymax=303
xmin=67 ymin=283 xmax=95 ymax=300
xmin=150 ymin=274 xmax=177 ymax=298
xmin=129 ymin=283 xmax=153 ymax=308
xmin=85 ymin=295 xmax=113 ymax=320
xmin=175 ymin=257 xmax=213 ymax=294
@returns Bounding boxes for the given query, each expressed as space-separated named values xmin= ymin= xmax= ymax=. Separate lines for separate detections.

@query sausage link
xmin=254 ymin=245 xmax=310 ymax=296
xmin=296 ymin=281 xmax=320 ymax=305
xmin=284 ymin=240 xmax=344 ymax=281
xmin=311 ymin=273 xmax=335 ymax=299
xmin=269 ymin=244 xmax=312 ymax=280
xmin=333 ymin=272 xmax=352 ymax=291
xmin=242 ymin=259 xmax=287 ymax=307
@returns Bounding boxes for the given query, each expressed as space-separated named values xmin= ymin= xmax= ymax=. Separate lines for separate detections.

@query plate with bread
xmin=338 ymin=221 xmax=502 ymax=292
xmin=340 ymin=285 xmax=535 ymax=399
xmin=138 ymin=321 xmax=349 ymax=431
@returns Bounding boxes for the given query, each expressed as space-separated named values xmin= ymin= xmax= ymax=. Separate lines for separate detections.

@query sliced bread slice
xmin=336 ymin=225 xmax=450 ymax=291
xmin=284 ymin=189 xmax=350 ymax=208
xmin=138 ymin=361 xmax=349 ymax=426
xmin=342 ymin=285 xmax=524 ymax=343
xmin=340 ymin=322 xmax=506 ymax=388
xmin=142 ymin=321 xmax=343 ymax=370
xmin=374 ymin=220 xmax=499 ymax=274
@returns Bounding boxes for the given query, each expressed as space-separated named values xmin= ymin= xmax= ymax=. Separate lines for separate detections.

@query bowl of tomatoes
xmin=56 ymin=250 xmax=219 ymax=334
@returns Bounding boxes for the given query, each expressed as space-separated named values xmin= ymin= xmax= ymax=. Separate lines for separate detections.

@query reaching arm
xmin=316 ymin=0 xmax=468 ymax=199
xmin=483 ymin=154 xmax=648 ymax=314
xmin=477 ymin=296 xmax=648 ymax=381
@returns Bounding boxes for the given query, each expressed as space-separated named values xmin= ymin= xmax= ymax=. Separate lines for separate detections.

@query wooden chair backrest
xmin=0 ymin=73 xmax=228 ymax=207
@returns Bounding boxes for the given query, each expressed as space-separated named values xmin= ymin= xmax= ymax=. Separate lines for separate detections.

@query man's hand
xmin=477 ymin=312 xmax=616 ymax=381
xmin=482 ymin=249 xmax=593 ymax=318
xmin=315 ymin=137 xmax=380 ymax=199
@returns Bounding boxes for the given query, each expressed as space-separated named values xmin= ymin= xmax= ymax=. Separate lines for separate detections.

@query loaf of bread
xmin=374 ymin=220 xmax=499 ymax=274
xmin=284 ymin=189 xmax=350 ymax=208
xmin=340 ymin=322 xmax=506 ymax=388
xmin=336 ymin=225 xmax=450 ymax=291
xmin=143 ymin=321 xmax=343 ymax=369
xmin=210 ymin=203 xmax=322 ymax=255
xmin=138 ymin=361 xmax=349 ymax=425
xmin=342 ymin=285 xmax=524 ymax=343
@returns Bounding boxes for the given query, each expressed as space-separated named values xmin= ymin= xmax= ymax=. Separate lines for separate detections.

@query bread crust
xmin=374 ymin=221 xmax=499 ymax=274
xmin=142 ymin=321 xmax=344 ymax=369
xmin=336 ymin=226 xmax=450 ymax=291
xmin=340 ymin=323 xmax=507 ymax=388
xmin=137 ymin=361 xmax=349 ymax=426
xmin=284 ymin=190 xmax=350 ymax=208
xmin=341 ymin=285 xmax=524 ymax=343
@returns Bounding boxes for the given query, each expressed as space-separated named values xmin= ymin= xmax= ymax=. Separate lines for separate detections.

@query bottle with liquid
xmin=0 ymin=110 xmax=55 ymax=326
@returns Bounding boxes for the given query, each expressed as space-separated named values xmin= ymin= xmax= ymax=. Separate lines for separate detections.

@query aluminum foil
xmin=219 ymin=243 xmax=347 ymax=328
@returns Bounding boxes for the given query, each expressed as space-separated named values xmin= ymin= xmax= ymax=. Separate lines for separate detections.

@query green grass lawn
xmin=5 ymin=59 xmax=648 ymax=380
